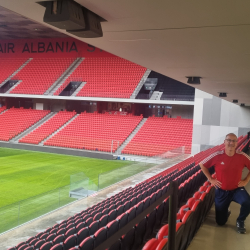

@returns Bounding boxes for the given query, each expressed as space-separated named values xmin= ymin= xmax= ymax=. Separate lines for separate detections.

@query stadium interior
xmin=0 ymin=1 xmax=250 ymax=250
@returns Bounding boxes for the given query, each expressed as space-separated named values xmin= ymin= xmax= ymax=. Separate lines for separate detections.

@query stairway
xmin=0 ymin=58 xmax=32 ymax=88
xmin=0 ymin=108 xmax=8 ymax=115
xmin=150 ymin=91 xmax=163 ymax=100
xmin=10 ymin=112 xmax=55 ymax=143
xmin=115 ymin=118 xmax=147 ymax=155
xmin=71 ymin=82 xmax=86 ymax=96
xmin=40 ymin=114 xmax=79 ymax=145
xmin=45 ymin=58 xmax=84 ymax=95
xmin=5 ymin=80 xmax=23 ymax=94
xmin=130 ymin=69 xmax=151 ymax=99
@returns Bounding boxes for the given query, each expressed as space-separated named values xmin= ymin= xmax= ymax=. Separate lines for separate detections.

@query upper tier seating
xmin=0 ymin=58 xmax=27 ymax=84
xmin=54 ymin=57 xmax=147 ymax=98
xmin=10 ymin=58 xmax=75 ymax=95
xmin=122 ymin=116 xmax=193 ymax=156
xmin=0 ymin=108 xmax=50 ymax=141
xmin=19 ymin=111 xmax=76 ymax=145
xmin=44 ymin=112 xmax=143 ymax=152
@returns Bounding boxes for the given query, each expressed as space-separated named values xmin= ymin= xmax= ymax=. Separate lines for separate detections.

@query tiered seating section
xmin=237 ymin=135 xmax=249 ymax=152
xmin=9 ymin=143 xmax=231 ymax=250
xmin=0 ymin=58 xmax=27 ymax=84
xmin=0 ymin=108 xmax=50 ymax=141
xmin=19 ymin=111 xmax=76 ymax=145
xmin=10 ymin=58 xmax=74 ymax=95
xmin=122 ymin=116 xmax=193 ymax=156
xmin=0 ymin=106 xmax=6 ymax=114
xmin=54 ymin=57 xmax=147 ymax=98
xmin=44 ymin=113 xmax=142 ymax=152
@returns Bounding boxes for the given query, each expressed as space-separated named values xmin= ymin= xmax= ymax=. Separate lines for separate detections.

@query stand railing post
xmin=111 ymin=140 xmax=113 ymax=154
xmin=168 ymin=181 xmax=178 ymax=250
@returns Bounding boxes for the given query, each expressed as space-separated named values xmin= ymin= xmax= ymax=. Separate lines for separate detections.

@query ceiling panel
xmin=0 ymin=0 xmax=250 ymax=105
xmin=0 ymin=5 xmax=67 ymax=40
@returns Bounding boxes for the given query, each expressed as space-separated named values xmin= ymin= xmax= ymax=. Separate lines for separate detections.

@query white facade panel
xmin=35 ymin=103 xmax=43 ymax=110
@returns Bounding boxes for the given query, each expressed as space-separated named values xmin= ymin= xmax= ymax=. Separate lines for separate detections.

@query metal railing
xmin=98 ymin=160 xmax=155 ymax=190
xmin=94 ymin=181 xmax=178 ymax=250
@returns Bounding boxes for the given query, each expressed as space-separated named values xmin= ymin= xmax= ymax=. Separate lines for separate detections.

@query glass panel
xmin=98 ymin=160 xmax=155 ymax=190
xmin=0 ymin=203 xmax=19 ymax=233
xmin=0 ymin=185 xmax=77 ymax=234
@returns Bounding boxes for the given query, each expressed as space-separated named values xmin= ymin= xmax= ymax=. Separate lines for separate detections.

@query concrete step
xmin=5 ymin=80 xmax=22 ymax=94
xmin=0 ymin=108 xmax=8 ymax=115
xmin=10 ymin=112 xmax=55 ymax=143
xmin=150 ymin=91 xmax=163 ymax=100
xmin=115 ymin=118 xmax=147 ymax=154
xmin=40 ymin=114 xmax=80 ymax=145
xmin=71 ymin=82 xmax=86 ymax=96
xmin=45 ymin=58 xmax=84 ymax=95
xmin=130 ymin=69 xmax=151 ymax=99
xmin=0 ymin=58 xmax=32 ymax=88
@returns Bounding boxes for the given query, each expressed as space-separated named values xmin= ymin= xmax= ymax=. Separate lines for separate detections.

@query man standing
xmin=199 ymin=133 xmax=250 ymax=233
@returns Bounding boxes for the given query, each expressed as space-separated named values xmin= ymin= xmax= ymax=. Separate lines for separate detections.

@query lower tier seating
xmin=44 ymin=113 xmax=143 ymax=152
xmin=0 ymin=106 xmax=6 ymax=114
xmin=8 ymin=142 xmax=232 ymax=250
xmin=0 ymin=108 xmax=50 ymax=141
xmin=19 ymin=111 xmax=76 ymax=145
xmin=122 ymin=116 xmax=193 ymax=156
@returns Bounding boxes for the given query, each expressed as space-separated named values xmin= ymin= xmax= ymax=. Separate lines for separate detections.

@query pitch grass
xmin=0 ymin=147 xmax=131 ymax=233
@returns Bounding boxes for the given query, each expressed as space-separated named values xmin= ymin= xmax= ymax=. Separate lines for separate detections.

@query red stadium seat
xmin=10 ymin=58 xmax=74 ymax=95
xmin=0 ymin=108 xmax=50 ymax=141
xmin=53 ymin=57 xmax=147 ymax=98
xmin=122 ymin=116 xmax=193 ymax=156
xmin=44 ymin=112 xmax=143 ymax=152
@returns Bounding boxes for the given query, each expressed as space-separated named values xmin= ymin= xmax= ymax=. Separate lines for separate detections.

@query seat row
xmin=0 ymin=58 xmax=27 ymax=84
xmin=10 ymin=58 xmax=74 ymax=95
xmin=122 ymin=117 xmax=193 ymax=156
xmin=143 ymin=177 xmax=216 ymax=250
xmin=8 ymin=143 xmax=229 ymax=250
xmin=44 ymin=113 xmax=143 ymax=152
xmin=9 ymin=161 xmax=197 ymax=250
xmin=19 ymin=111 xmax=76 ymax=145
xmin=69 ymin=163 xmax=213 ymax=250
xmin=54 ymin=57 xmax=146 ymax=98
xmin=0 ymin=108 xmax=50 ymax=141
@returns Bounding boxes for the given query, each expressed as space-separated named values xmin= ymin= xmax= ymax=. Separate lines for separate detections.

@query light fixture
xmin=233 ymin=100 xmax=238 ymax=103
xmin=219 ymin=93 xmax=227 ymax=97
xmin=186 ymin=77 xmax=201 ymax=84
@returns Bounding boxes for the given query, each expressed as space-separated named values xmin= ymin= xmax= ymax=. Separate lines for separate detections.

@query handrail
xmin=94 ymin=180 xmax=178 ymax=250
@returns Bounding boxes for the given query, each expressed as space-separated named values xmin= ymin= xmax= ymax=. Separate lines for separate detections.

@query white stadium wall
xmin=192 ymin=89 xmax=250 ymax=154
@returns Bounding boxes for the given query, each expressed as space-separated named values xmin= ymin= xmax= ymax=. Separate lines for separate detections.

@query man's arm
xmin=199 ymin=163 xmax=222 ymax=189
xmin=238 ymin=170 xmax=250 ymax=187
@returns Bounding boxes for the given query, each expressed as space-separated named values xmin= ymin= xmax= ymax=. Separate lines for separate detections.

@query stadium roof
xmin=0 ymin=1 xmax=250 ymax=105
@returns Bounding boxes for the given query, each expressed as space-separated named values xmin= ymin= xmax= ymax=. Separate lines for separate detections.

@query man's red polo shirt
xmin=201 ymin=150 xmax=250 ymax=190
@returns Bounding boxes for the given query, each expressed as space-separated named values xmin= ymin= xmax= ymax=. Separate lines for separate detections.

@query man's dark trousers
xmin=215 ymin=187 xmax=250 ymax=225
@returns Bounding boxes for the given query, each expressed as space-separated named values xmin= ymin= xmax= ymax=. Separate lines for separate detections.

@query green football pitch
xmin=0 ymin=147 xmax=131 ymax=233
